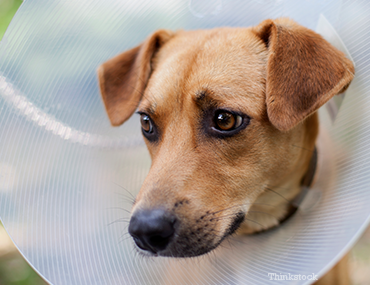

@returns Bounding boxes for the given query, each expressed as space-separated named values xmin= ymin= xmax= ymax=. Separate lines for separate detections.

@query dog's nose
xmin=128 ymin=209 xmax=176 ymax=253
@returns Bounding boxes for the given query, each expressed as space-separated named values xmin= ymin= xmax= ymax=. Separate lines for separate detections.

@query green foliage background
xmin=0 ymin=0 xmax=22 ymax=40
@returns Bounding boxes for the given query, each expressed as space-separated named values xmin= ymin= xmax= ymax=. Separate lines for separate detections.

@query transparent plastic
xmin=0 ymin=0 xmax=370 ymax=284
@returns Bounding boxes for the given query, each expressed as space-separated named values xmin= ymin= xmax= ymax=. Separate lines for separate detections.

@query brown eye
xmin=215 ymin=111 xmax=242 ymax=131
xmin=140 ymin=114 xmax=153 ymax=133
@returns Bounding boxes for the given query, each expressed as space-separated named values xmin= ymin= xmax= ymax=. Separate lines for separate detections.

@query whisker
xmin=114 ymin=195 xmax=135 ymax=205
xmin=107 ymin=207 xmax=132 ymax=215
xmin=108 ymin=218 xmax=130 ymax=226
xmin=205 ymin=203 xmax=252 ymax=217
xmin=291 ymin=144 xmax=315 ymax=153
xmin=244 ymin=217 xmax=264 ymax=228
xmin=247 ymin=210 xmax=280 ymax=219
xmin=227 ymin=236 xmax=251 ymax=246
xmin=119 ymin=235 xmax=133 ymax=244
xmin=264 ymin=187 xmax=293 ymax=205
xmin=203 ymin=201 xmax=285 ymax=219
xmin=212 ymin=213 xmax=240 ymax=221
xmin=112 ymin=182 xmax=136 ymax=200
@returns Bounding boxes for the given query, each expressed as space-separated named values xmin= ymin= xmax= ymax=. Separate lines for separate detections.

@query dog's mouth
xmin=128 ymin=209 xmax=246 ymax=258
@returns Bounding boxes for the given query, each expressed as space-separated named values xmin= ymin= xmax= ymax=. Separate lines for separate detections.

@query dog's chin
xmin=133 ymin=211 xmax=245 ymax=258
xmin=134 ymin=239 xmax=221 ymax=258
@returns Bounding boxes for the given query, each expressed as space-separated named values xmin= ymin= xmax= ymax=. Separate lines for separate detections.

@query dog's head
xmin=98 ymin=18 xmax=354 ymax=257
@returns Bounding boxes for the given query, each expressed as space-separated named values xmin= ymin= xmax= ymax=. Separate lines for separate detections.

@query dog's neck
xmin=279 ymin=146 xmax=318 ymax=224
xmin=238 ymin=147 xmax=318 ymax=234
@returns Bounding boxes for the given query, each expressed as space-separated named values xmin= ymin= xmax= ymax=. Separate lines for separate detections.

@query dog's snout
xmin=128 ymin=209 xmax=176 ymax=254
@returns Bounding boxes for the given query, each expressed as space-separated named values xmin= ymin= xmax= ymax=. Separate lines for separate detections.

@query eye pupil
xmin=216 ymin=112 xmax=236 ymax=130
xmin=140 ymin=114 xmax=153 ymax=133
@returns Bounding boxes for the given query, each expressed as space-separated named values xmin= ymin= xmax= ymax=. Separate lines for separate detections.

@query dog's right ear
xmin=98 ymin=30 xmax=174 ymax=126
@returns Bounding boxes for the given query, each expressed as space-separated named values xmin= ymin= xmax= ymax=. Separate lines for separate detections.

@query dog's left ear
xmin=253 ymin=18 xmax=355 ymax=131
xmin=98 ymin=30 xmax=174 ymax=126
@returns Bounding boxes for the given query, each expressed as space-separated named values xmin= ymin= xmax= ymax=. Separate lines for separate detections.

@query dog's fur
xmin=98 ymin=18 xmax=354 ymax=284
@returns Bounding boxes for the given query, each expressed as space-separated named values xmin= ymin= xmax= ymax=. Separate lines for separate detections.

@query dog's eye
xmin=215 ymin=111 xmax=242 ymax=131
xmin=140 ymin=114 xmax=153 ymax=133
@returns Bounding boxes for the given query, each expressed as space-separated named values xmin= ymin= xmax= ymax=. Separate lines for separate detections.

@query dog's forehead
xmin=140 ymin=28 xmax=267 ymax=119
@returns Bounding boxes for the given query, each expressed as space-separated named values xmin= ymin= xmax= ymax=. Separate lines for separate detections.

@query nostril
xmin=148 ymin=235 xmax=171 ymax=250
xmin=128 ymin=209 xmax=176 ymax=253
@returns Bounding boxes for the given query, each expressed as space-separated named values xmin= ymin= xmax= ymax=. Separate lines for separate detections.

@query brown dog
xmin=98 ymin=18 xmax=354 ymax=284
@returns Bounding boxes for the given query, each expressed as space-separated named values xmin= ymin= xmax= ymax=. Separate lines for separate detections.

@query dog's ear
xmin=253 ymin=18 xmax=354 ymax=131
xmin=98 ymin=30 xmax=174 ymax=126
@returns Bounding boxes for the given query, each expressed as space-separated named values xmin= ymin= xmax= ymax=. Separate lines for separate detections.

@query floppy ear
xmin=98 ymin=30 xmax=174 ymax=126
xmin=253 ymin=18 xmax=355 ymax=131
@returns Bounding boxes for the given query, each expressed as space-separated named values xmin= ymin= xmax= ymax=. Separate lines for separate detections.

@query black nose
xmin=128 ymin=209 xmax=176 ymax=254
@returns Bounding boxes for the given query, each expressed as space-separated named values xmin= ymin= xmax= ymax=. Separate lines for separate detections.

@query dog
xmin=98 ymin=18 xmax=354 ymax=284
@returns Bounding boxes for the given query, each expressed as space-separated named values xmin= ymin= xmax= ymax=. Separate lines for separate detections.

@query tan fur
xmin=98 ymin=18 xmax=354 ymax=284
xmin=314 ymin=253 xmax=351 ymax=285
xmin=253 ymin=18 xmax=354 ymax=131
xmin=98 ymin=29 xmax=175 ymax=126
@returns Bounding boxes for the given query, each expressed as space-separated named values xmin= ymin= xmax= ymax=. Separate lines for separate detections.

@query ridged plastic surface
xmin=0 ymin=0 xmax=370 ymax=284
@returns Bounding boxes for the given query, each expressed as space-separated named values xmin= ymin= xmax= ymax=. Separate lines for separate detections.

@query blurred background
xmin=0 ymin=0 xmax=21 ymax=40
xmin=0 ymin=0 xmax=370 ymax=284
xmin=1 ymin=2 xmax=47 ymax=284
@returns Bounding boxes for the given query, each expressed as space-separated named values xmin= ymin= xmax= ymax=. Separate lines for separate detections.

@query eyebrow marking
xmin=195 ymin=90 xmax=207 ymax=101
xmin=194 ymin=88 xmax=222 ymax=107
